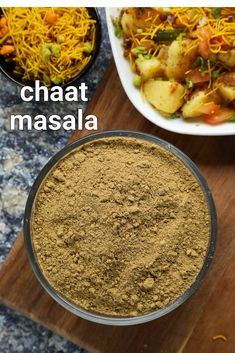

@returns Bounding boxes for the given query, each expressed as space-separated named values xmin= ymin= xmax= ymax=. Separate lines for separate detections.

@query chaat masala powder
xmin=31 ymin=137 xmax=210 ymax=317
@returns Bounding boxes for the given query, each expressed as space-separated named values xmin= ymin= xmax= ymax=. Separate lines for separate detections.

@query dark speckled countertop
xmin=0 ymin=8 xmax=112 ymax=353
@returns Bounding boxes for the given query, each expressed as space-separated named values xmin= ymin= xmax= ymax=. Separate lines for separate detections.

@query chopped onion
xmin=197 ymin=16 xmax=207 ymax=27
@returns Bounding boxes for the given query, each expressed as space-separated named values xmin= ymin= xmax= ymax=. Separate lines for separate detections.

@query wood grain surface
xmin=1 ymin=62 xmax=235 ymax=353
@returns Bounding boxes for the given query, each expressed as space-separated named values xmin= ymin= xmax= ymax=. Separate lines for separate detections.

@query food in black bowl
xmin=0 ymin=7 xmax=101 ymax=87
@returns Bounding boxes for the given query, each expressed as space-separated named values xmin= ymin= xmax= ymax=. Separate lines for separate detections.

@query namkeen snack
xmin=31 ymin=136 xmax=211 ymax=317
xmin=115 ymin=8 xmax=235 ymax=124
xmin=0 ymin=8 xmax=97 ymax=86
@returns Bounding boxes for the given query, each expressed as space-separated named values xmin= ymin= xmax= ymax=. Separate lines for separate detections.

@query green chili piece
xmin=154 ymin=29 xmax=184 ymax=42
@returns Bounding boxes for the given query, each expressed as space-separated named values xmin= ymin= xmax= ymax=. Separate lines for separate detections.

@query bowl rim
xmin=0 ymin=7 xmax=101 ymax=88
xmin=24 ymin=130 xmax=217 ymax=326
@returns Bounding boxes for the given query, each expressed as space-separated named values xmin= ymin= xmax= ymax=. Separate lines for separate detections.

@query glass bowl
xmin=24 ymin=130 xmax=217 ymax=326
xmin=0 ymin=7 xmax=101 ymax=88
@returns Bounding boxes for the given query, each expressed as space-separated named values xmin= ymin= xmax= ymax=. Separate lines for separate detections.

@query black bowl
xmin=0 ymin=8 xmax=101 ymax=87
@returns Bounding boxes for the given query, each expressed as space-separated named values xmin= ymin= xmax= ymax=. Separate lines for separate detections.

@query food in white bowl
xmin=106 ymin=7 xmax=235 ymax=136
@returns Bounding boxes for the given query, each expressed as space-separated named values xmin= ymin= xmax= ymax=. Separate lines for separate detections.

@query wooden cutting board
xmin=1 ymin=62 xmax=235 ymax=353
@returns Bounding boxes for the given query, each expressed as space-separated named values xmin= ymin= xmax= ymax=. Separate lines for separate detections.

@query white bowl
xmin=106 ymin=7 xmax=235 ymax=136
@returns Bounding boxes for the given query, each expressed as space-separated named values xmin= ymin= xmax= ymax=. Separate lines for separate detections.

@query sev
xmin=1 ymin=8 xmax=97 ymax=85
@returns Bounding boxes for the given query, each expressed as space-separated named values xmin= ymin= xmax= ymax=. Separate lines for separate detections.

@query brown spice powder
xmin=32 ymin=137 xmax=210 ymax=317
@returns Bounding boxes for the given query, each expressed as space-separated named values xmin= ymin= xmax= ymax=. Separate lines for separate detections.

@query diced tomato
xmin=187 ymin=68 xmax=211 ymax=84
xmin=211 ymin=35 xmax=224 ymax=47
xmin=203 ymin=108 xmax=235 ymax=125
xmin=140 ymin=40 xmax=155 ymax=51
xmin=198 ymin=27 xmax=212 ymax=60
xmin=174 ymin=14 xmax=188 ymax=27
xmin=198 ymin=102 xmax=220 ymax=115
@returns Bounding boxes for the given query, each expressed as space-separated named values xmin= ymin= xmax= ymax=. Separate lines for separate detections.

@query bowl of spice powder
xmin=24 ymin=131 xmax=217 ymax=325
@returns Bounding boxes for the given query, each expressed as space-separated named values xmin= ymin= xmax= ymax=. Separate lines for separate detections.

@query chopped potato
xmin=135 ymin=57 xmax=164 ymax=81
xmin=218 ymin=85 xmax=235 ymax=102
xmin=182 ymin=91 xmax=209 ymax=118
xmin=157 ymin=46 xmax=169 ymax=62
xmin=120 ymin=8 xmax=159 ymax=35
xmin=144 ymin=80 xmax=185 ymax=114
xmin=217 ymin=49 xmax=235 ymax=69
xmin=165 ymin=40 xmax=197 ymax=82
xmin=216 ymin=72 xmax=235 ymax=102
xmin=120 ymin=12 xmax=135 ymax=35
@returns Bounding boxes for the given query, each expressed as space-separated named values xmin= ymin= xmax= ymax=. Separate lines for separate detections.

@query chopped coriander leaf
xmin=169 ymin=112 xmax=181 ymax=119
xmin=212 ymin=8 xmax=221 ymax=20
xmin=212 ymin=70 xmax=220 ymax=78
xmin=199 ymin=66 xmax=206 ymax=77
xmin=192 ymin=56 xmax=208 ymax=77
xmin=209 ymin=54 xmax=217 ymax=64
xmin=192 ymin=56 xmax=206 ymax=69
